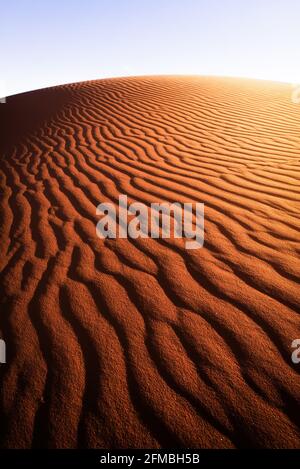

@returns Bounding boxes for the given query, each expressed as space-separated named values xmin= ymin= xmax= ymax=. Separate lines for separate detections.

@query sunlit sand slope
xmin=0 ymin=76 xmax=300 ymax=448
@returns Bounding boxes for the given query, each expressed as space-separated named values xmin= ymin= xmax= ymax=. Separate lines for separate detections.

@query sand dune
xmin=0 ymin=76 xmax=300 ymax=448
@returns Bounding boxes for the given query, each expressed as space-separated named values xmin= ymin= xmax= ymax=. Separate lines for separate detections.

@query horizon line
xmin=3 ymin=73 xmax=298 ymax=99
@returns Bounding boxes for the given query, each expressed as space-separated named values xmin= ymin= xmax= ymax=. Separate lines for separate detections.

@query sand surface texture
xmin=0 ymin=76 xmax=300 ymax=448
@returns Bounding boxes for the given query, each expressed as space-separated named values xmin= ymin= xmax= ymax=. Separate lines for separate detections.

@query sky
xmin=1 ymin=0 xmax=300 ymax=97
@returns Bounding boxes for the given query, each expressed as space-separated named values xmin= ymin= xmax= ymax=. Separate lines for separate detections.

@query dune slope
xmin=0 ymin=76 xmax=300 ymax=448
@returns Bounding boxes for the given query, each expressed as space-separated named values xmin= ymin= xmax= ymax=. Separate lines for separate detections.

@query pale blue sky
xmin=1 ymin=0 xmax=300 ymax=96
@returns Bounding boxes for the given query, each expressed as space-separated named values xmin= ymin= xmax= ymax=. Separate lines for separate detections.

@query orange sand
xmin=0 ymin=76 xmax=299 ymax=448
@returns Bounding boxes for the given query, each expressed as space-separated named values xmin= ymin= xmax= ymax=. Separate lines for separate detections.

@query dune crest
xmin=0 ymin=76 xmax=300 ymax=448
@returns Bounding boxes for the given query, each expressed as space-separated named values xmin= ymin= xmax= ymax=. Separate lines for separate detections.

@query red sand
xmin=0 ymin=76 xmax=299 ymax=448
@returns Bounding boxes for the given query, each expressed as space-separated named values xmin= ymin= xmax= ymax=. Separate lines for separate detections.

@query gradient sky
xmin=1 ymin=0 xmax=300 ymax=97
